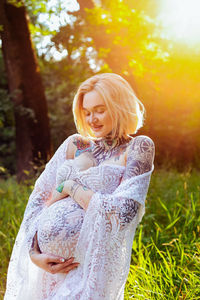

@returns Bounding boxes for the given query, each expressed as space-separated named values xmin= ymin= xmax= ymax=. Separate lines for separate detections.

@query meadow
xmin=0 ymin=169 xmax=199 ymax=299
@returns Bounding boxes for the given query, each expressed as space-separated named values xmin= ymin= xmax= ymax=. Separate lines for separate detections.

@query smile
xmin=91 ymin=125 xmax=103 ymax=131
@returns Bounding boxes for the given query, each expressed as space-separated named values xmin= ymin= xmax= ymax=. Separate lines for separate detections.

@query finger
xmin=50 ymin=262 xmax=79 ymax=274
xmin=51 ymin=260 xmax=78 ymax=272
xmin=46 ymin=255 xmax=74 ymax=264
xmin=57 ymin=263 xmax=80 ymax=274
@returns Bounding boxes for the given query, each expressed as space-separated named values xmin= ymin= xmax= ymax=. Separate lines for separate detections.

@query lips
xmin=91 ymin=125 xmax=103 ymax=131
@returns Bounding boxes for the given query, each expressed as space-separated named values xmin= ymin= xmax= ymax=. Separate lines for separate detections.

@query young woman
xmin=4 ymin=73 xmax=155 ymax=299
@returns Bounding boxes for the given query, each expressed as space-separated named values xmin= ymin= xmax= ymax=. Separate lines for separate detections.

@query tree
xmin=0 ymin=0 xmax=51 ymax=181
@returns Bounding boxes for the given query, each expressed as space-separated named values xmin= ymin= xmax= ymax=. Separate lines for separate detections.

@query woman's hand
xmin=29 ymin=232 xmax=79 ymax=274
xmin=30 ymin=252 xmax=79 ymax=274
xmin=46 ymin=189 xmax=67 ymax=207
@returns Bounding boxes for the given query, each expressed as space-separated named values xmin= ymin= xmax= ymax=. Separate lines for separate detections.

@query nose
xmin=89 ymin=113 xmax=98 ymax=124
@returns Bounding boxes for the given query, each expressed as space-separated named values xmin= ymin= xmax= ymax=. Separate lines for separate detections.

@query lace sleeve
xmin=4 ymin=135 xmax=74 ymax=300
xmin=23 ymin=136 xmax=73 ymax=237
xmin=100 ymin=135 xmax=155 ymax=228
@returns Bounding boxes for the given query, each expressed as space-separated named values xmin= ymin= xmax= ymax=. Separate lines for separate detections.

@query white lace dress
xmin=37 ymin=161 xmax=125 ymax=261
xmin=4 ymin=134 xmax=155 ymax=300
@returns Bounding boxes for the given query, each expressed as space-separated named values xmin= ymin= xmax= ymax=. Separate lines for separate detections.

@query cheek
xmin=103 ymin=113 xmax=112 ymax=126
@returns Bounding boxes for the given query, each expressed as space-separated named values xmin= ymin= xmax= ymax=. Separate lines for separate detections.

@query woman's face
xmin=82 ymin=90 xmax=113 ymax=138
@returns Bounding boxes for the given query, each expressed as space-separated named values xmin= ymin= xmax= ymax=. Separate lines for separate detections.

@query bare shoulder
xmin=123 ymin=135 xmax=155 ymax=179
xmin=66 ymin=134 xmax=92 ymax=159
xmin=127 ymin=135 xmax=155 ymax=155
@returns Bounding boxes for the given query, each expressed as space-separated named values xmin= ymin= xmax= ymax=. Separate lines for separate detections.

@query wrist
xmin=56 ymin=180 xmax=74 ymax=195
xmin=66 ymin=180 xmax=80 ymax=199
xmin=63 ymin=180 xmax=75 ymax=195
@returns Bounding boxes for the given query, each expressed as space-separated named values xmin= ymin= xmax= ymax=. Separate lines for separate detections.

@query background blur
xmin=1 ymin=0 xmax=200 ymax=180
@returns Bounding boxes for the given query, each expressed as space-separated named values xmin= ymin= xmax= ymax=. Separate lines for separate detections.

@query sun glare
xmin=158 ymin=0 xmax=200 ymax=46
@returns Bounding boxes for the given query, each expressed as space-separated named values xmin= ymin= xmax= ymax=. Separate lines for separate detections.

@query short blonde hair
xmin=72 ymin=73 xmax=145 ymax=139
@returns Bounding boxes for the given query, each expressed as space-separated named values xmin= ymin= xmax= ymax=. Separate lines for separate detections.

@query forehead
xmin=82 ymin=90 xmax=106 ymax=110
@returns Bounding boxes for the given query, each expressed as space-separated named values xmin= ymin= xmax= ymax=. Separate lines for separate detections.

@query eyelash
xmin=84 ymin=110 xmax=105 ymax=116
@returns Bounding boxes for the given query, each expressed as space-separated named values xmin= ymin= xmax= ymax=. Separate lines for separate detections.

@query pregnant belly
xmin=37 ymin=197 xmax=85 ymax=259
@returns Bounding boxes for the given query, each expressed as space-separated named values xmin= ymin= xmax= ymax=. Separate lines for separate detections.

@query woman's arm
xmin=64 ymin=180 xmax=94 ymax=210
xmin=46 ymin=135 xmax=96 ymax=208
xmin=49 ymin=136 xmax=155 ymax=217
xmin=98 ymin=135 xmax=155 ymax=228
xmin=27 ymin=134 xmax=81 ymax=271
xmin=47 ymin=180 xmax=94 ymax=210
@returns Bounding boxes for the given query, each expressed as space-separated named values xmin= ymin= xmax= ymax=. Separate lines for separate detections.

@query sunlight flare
xmin=158 ymin=0 xmax=200 ymax=45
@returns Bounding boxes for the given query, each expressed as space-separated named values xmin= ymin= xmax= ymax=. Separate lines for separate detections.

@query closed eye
xmin=83 ymin=110 xmax=90 ymax=117
xmin=83 ymin=108 xmax=105 ymax=116
xmin=96 ymin=109 xmax=105 ymax=114
xmin=83 ymin=105 xmax=106 ymax=114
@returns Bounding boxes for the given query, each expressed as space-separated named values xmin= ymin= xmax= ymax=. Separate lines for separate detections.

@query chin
xmin=93 ymin=131 xmax=111 ymax=138
xmin=93 ymin=132 xmax=104 ymax=138
xmin=92 ymin=130 xmax=105 ymax=138
xmin=91 ymin=126 xmax=112 ymax=138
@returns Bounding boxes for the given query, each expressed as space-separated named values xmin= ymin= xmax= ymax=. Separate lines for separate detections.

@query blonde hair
xmin=72 ymin=73 xmax=145 ymax=139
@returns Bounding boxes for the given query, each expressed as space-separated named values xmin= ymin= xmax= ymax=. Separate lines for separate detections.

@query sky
xmin=158 ymin=0 xmax=200 ymax=46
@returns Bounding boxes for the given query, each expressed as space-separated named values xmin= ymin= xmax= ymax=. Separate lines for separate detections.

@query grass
xmin=0 ymin=169 xmax=200 ymax=299
xmin=125 ymin=168 xmax=200 ymax=299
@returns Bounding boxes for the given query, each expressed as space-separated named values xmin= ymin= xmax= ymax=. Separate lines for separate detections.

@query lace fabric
xmin=37 ymin=162 xmax=126 ymax=260
xmin=4 ymin=134 xmax=155 ymax=300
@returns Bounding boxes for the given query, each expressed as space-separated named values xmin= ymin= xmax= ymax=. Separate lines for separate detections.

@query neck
xmin=101 ymin=136 xmax=118 ymax=150
xmin=95 ymin=133 xmax=130 ymax=150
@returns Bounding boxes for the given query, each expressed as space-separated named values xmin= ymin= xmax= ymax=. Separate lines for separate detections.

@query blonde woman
xmin=4 ymin=73 xmax=155 ymax=300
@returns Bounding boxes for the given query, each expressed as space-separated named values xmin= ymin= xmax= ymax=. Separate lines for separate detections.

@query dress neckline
xmin=99 ymin=163 xmax=125 ymax=169
xmin=93 ymin=134 xmax=132 ymax=151
xmin=77 ymin=163 xmax=126 ymax=175
xmin=90 ymin=134 xmax=133 ymax=166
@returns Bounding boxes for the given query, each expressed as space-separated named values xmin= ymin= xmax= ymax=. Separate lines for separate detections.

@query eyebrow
xmin=82 ymin=105 xmax=106 ymax=110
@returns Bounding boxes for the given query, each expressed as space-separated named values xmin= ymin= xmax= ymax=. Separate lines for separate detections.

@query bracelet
xmin=56 ymin=182 xmax=65 ymax=193
xmin=70 ymin=182 xmax=80 ymax=198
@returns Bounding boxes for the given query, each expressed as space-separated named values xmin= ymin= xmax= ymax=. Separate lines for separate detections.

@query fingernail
xmin=60 ymin=258 xmax=65 ymax=262
xmin=70 ymin=257 xmax=74 ymax=262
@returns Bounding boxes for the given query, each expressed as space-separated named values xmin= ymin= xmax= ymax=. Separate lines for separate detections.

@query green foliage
xmin=25 ymin=0 xmax=57 ymax=48
xmin=0 ymin=169 xmax=200 ymax=299
xmin=39 ymin=55 xmax=94 ymax=148
xmin=6 ymin=0 xmax=24 ymax=7
xmin=0 ymin=51 xmax=16 ymax=177
xmin=0 ymin=89 xmax=16 ymax=176
xmin=83 ymin=0 xmax=167 ymax=76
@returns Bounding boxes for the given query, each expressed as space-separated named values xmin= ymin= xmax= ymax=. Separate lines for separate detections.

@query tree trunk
xmin=0 ymin=1 xmax=51 ymax=181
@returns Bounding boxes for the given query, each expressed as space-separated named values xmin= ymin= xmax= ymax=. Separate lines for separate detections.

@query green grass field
xmin=0 ymin=169 xmax=200 ymax=299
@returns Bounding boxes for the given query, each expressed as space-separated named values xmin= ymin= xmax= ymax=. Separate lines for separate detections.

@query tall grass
xmin=0 ymin=169 xmax=200 ymax=299
xmin=0 ymin=178 xmax=33 ymax=299
xmin=125 ymin=168 xmax=200 ymax=299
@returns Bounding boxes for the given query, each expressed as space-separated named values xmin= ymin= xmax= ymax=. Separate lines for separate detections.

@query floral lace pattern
xmin=4 ymin=134 xmax=155 ymax=300
xmin=37 ymin=163 xmax=125 ymax=260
